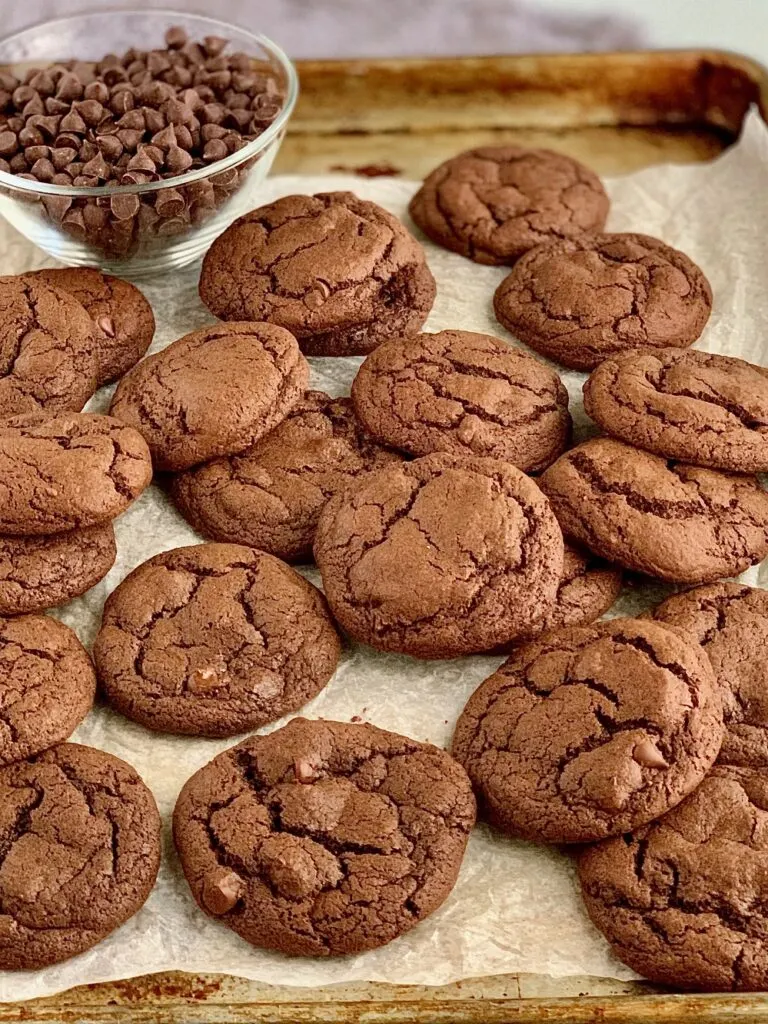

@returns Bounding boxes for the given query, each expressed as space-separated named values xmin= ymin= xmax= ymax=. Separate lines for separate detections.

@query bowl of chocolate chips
xmin=0 ymin=11 xmax=297 ymax=274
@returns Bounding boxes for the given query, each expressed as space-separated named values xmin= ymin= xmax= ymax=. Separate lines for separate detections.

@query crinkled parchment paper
xmin=2 ymin=108 xmax=768 ymax=1002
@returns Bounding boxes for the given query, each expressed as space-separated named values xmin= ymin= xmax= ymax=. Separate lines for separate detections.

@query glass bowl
xmin=0 ymin=10 xmax=298 ymax=276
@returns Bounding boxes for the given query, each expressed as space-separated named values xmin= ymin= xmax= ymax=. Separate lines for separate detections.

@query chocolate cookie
xmin=408 ymin=146 xmax=609 ymax=266
xmin=0 ymin=523 xmax=116 ymax=615
xmin=351 ymin=330 xmax=571 ymax=472
xmin=26 ymin=267 xmax=155 ymax=385
xmin=0 ymin=276 xmax=98 ymax=418
xmin=584 ymin=348 xmax=768 ymax=472
xmin=171 ymin=391 xmax=401 ymax=563
xmin=578 ymin=765 xmax=768 ymax=991
xmin=0 ymin=412 xmax=152 ymax=535
xmin=173 ymin=717 xmax=476 ymax=956
xmin=494 ymin=234 xmax=712 ymax=370
xmin=454 ymin=618 xmax=722 ymax=844
xmin=648 ymin=583 xmax=768 ymax=768
xmin=539 ymin=437 xmax=768 ymax=584
xmin=93 ymin=543 xmax=341 ymax=737
xmin=0 ymin=743 xmax=161 ymax=969
xmin=314 ymin=452 xmax=564 ymax=658
xmin=0 ymin=615 xmax=95 ymax=766
xmin=109 ymin=322 xmax=308 ymax=472
xmin=199 ymin=192 xmax=437 ymax=357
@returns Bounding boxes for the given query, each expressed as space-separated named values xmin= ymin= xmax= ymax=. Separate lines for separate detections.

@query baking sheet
xmin=2 ymin=108 xmax=768 ymax=1002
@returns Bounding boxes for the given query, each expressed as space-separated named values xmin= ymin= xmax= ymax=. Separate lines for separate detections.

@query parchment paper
xmin=2 ymin=109 xmax=768 ymax=1001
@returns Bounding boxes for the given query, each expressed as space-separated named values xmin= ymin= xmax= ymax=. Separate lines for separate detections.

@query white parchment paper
xmin=2 ymin=109 xmax=768 ymax=1001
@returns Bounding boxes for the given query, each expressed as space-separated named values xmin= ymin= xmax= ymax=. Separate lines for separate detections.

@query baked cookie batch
xmin=2 ymin=144 xmax=768 ymax=991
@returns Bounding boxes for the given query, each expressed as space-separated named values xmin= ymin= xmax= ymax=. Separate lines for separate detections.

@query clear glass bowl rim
xmin=0 ymin=7 xmax=298 ymax=198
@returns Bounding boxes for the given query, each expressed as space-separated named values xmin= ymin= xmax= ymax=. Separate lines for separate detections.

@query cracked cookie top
xmin=0 ymin=614 xmax=95 ymax=767
xmin=539 ymin=437 xmax=768 ymax=584
xmin=351 ymin=330 xmax=571 ymax=472
xmin=584 ymin=348 xmax=768 ymax=472
xmin=0 ymin=276 xmax=99 ymax=418
xmin=453 ymin=618 xmax=723 ymax=844
xmin=0 ymin=412 xmax=152 ymax=536
xmin=93 ymin=543 xmax=341 ymax=737
xmin=408 ymin=146 xmax=609 ymax=266
xmin=314 ymin=452 xmax=564 ymax=659
xmin=494 ymin=234 xmax=712 ymax=370
xmin=578 ymin=765 xmax=768 ymax=991
xmin=171 ymin=391 xmax=402 ymax=563
xmin=0 ymin=743 xmax=160 ymax=969
xmin=173 ymin=717 xmax=476 ymax=956
xmin=25 ymin=267 xmax=155 ymax=386
xmin=648 ymin=582 xmax=768 ymax=768
xmin=109 ymin=322 xmax=308 ymax=472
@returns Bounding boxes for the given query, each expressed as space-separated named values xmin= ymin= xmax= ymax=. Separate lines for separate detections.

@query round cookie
xmin=0 ymin=743 xmax=160 ymax=969
xmin=578 ymin=765 xmax=768 ymax=991
xmin=408 ymin=146 xmax=609 ymax=266
xmin=351 ymin=330 xmax=571 ymax=472
xmin=199 ymin=192 xmax=437 ymax=357
xmin=0 ymin=615 xmax=96 ymax=766
xmin=109 ymin=322 xmax=308 ymax=472
xmin=453 ymin=618 xmax=723 ymax=844
xmin=0 ymin=523 xmax=116 ymax=615
xmin=171 ymin=391 xmax=402 ymax=563
xmin=584 ymin=348 xmax=768 ymax=472
xmin=93 ymin=543 xmax=341 ymax=737
xmin=494 ymin=234 xmax=712 ymax=370
xmin=648 ymin=583 xmax=768 ymax=768
xmin=314 ymin=452 xmax=564 ymax=658
xmin=0 ymin=412 xmax=152 ymax=535
xmin=173 ymin=717 xmax=476 ymax=956
xmin=26 ymin=267 xmax=155 ymax=385
xmin=539 ymin=437 xmax=768 ymax=584
xmin=0 ymin=275 xmax=98 ymax=418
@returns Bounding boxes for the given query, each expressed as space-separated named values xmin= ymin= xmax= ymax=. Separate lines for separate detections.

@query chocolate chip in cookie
xmin=173 ymin=717 xmax=476 ymax=955
xmin=94 ymin=543 xmax=341 ymax=737
xmin=351 ymin=330 xmax=571 ymax=472
xmin=314 ymin=452 xmax=564 ymax=658
xmin=539 ymin=437 xmax=768 ymax=584
xmin=171 ymin=391 xmax=402 ymax=563
xmin=109 ymin=322 xmax=308 ymax=472
xmin=494 ymin=234 xmax=712 ymax=370
xmin=199 ymin=192 xmax=437 ymax=357
xmin=453 ymin=618 xmax=723 ymax=843
xmin=409 ymin=146 xmax=609 ymax=265
xmin=584 ymin=348 xmax=768 ymax=472
xmin=0 ymin=743 xmax=160 ymax=969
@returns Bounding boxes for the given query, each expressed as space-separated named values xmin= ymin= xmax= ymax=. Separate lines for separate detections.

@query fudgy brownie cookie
xmin=578 ymin=765 xmax=768 ymax=991
xmin=109 ymin=322 xmax=308 ymax=471
xmin=26 ymin=267 xmax=155 ymax=385
xmin=199 ymin=192 xmax=437 ymax=356
xmin=494 ymin=234 xmax=712 ymax=370
xmin=584 ymin=348 xmax=768 ymax=472
xmin=0 ymin=524 xmax=116 ymax=615
xmin=0 ymin=412 xmax=152 ymax=535
xmin=173 ymin=717 xmax=476 ymax=956
xmin=539 ymin=437 xmax=768 ymax=584
xmin=648 ymin=583 xmax=768 ymax=768
xmin=0 ymin=743 xmax=161 ymax=969
xmin=408 ymin=146 xmax=609 ymax=265
xmin=453 ymin=618 xmax=722 ymax=844
xmin=94 ymin=543 xmax=341 ymax=737
xmin=0 ymin=614 xmax=96 ymax=766
xmin=171 ymin=392 xmax=401 ymax=563
xmin=351 ymin=330 xmax=571 ymax=472
xmin=314 ymin=452 xmax=564 ymax=658
xmin=0 ymin=276 xmax=98 ymax=418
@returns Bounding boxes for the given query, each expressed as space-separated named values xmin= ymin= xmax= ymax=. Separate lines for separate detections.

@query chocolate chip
xmin=30 ymin=157 xmax=55 ymax=182
xmin=60 ymin=108 xmax=86 ymax=133
xmin=151 ymin=124 xmax=176 ymax=150
xmin=201 ymin=868 xmax=243 ymax=916
xmin=202 ymin=138 xmax=227 ymax=163
xmin=76 ymin=99 xmax=104 ymax=126
xmin=83 ymin=203 xmax=110 ymax=231
xmin=126 ymin=149 xmax=156 ymax=173
xmin=225 ymin=108 xmax=251 ymax=131
xmin=117 ymin=108 xmax=145 ymax=131
xmin=203 ymin=35 xmax=228 ymax=58
xmin=140 ymin=143 xmax=164 ymax=166
xmin=206 ymin=70 xmax=232 ymax=92
xmin=78 ymin=140 xmax=99 ymax=162
xmin=45 ymin=97 xmax=70 ymax=115
xmin=110 ymin=192 xmax=140 ymax=220
xmin=24 ymin=144 xmax=50 ymax=163
xmin=0 ymin=72 xmax=18 ymax=92
xmin=147 ymin=51 xmax=172 ymax=76
xmin=62 ymin=207 xmax=87 ymax=239
xmin=97 ymin=135 xmax=123 ymax=161
xmin=0 ymin=158 xmax=10 ymax=174
xmin=633 ymin=739 xmax=669 ymax=769
xmin=165 ymin=144 xmax=193 ymax=174
xmin=72 ymin=174 xmax=98 ymax=186
xmin=165 ymin=26 xmax=188 ymax=49
xmin=29 ymin=70 xmax=55 ymax=96
xmin=27 ymin=114 xmax=61 ymax=139
xmin=109 ymin=89 xmax=135 ymax=115
xmin=0 ymin=131 xmax=17 ymax=156
xmin=12 ymin=85 xmax=36 ymax=107
xmin=22 ymin=94 xmax=45 ymax=118
xmin=82 ymin=152 xmax=111 ymax=179
xmin=116 ymin=128 xmax=142 ymax=151
xmin=155 ymin=187 xmax=185 ymax=217
xmin=51 ymin=172 xmax=73 ymax=185
xmin=18 ymin=125 xmax=43 ymax=148
xmin=163 ymin=97 xmax=192 ymax=125
xmin=104 ymin=66 xmax=129 ymax=87
xmin=143 ymin=106 xmax=166 ymax=134
xmin=201 ymin=122 xmax=227 ymax=141
xmin=84 ymin=81 xmax=110 ymax=104
xmin=42 ymin=193 xmax=73 ymax=222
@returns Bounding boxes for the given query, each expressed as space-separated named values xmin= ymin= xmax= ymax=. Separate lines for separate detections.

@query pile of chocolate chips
xmin=0 ymin=26 xmax=284 ymax=255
